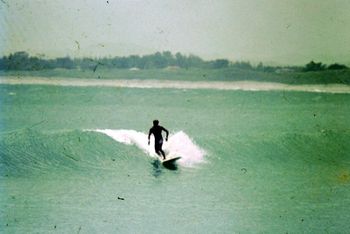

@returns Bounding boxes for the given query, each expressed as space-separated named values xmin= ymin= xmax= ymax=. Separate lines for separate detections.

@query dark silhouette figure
xmin=148 ymin=120 xmax=169 ymax=160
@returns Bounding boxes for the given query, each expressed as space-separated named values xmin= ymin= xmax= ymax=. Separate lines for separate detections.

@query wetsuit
xmin=148 ymin=125 xmax=169 ymax=159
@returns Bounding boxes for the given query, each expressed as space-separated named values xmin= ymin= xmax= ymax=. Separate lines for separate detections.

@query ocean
xmin=1 ymin=84 xmax=350 ymax=233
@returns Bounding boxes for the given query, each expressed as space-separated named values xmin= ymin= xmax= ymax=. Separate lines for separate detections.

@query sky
xmin=0 ymin=0 xmax=349 ymax=65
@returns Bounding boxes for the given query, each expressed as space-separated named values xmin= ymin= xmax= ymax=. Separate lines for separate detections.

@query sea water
xmin=1 ymin=84 xmax=350 ymax=233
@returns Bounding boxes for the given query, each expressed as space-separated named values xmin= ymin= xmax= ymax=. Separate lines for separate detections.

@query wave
xmin=0 ymin=129 xmax=205 ymax=177
xmin=91 ymin=129 xmax=206 ymax=167
xmin=0 ymin=129 xmax=142 ymax=176
xmin=2 ymin=77 xmax=350 ymax=93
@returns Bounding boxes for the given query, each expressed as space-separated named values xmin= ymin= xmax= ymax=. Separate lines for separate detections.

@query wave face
xmin=93 ymin=129 xmax=206 ymax=167
xmin=0 ymin=129 xmax=205 ymax=178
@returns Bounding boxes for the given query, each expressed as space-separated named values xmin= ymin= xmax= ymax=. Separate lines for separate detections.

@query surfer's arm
xmin=162 ymin=127 xmax=169 ymax=141
xmin=148 ymin=129 xmax=152 ymax=145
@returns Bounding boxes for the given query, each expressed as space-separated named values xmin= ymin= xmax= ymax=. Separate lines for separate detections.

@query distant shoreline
xmin=1 ymin=76 xmax=350 ymax=93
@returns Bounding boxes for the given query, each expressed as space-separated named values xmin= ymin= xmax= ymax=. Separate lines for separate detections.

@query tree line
xmin=0 ymin=51 xmax=229 ymax=71
xmin=0 ymin=51 xmax=348 ymax=72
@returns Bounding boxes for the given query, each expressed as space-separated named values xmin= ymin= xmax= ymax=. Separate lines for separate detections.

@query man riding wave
xmin=148 ymin=120 xmax=169 ymax=160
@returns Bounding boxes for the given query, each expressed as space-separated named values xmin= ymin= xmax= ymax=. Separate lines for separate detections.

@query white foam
xmin=93 ymin=129 xmax=206 ymax=167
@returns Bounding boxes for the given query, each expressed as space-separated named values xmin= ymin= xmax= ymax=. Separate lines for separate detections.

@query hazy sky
xmin=1 ymin=0 xmax=349 ymax=65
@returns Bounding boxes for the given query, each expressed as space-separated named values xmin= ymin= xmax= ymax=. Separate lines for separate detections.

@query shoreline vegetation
xmin=0 ymin=51 xmax=349 ymax=85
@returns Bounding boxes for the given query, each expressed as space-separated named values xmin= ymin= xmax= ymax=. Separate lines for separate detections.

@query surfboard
xmin=162 ymin=156 xmax=181 ymax=169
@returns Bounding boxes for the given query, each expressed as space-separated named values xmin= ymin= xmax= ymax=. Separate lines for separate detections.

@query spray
xmin=93 ymin=129 xmax=206 ymax=167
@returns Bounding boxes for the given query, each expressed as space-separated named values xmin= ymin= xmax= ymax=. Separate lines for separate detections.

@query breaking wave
xmin=92 ymin=129 xmax=206 ymax=167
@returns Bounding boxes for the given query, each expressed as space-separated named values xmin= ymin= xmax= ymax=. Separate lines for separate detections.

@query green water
xmin=1 ymin=84 xmax=350 ymax=233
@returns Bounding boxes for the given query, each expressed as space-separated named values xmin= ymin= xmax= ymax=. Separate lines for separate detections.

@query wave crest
xmin=93 ymin=129 xmax=206 ymax=167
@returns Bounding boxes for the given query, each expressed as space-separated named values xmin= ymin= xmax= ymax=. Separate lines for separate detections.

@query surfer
xmin=148 ymin=120 xmax=169 ymax=160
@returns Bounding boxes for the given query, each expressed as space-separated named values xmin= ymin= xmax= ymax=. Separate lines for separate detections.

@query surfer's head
xmin=153 ymin=120 xmax=159 ymax=126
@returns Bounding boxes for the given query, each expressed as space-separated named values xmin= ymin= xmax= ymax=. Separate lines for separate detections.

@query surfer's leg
xmin=155 ymin=139 xmax=165 ymax=159
xmin=160 ymin=149 xmax=166 ymax=159
xmin=159 ymin=142 xmax=165 ymax=159
xmin=155 ymin=143 xmax=164 ymax=159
